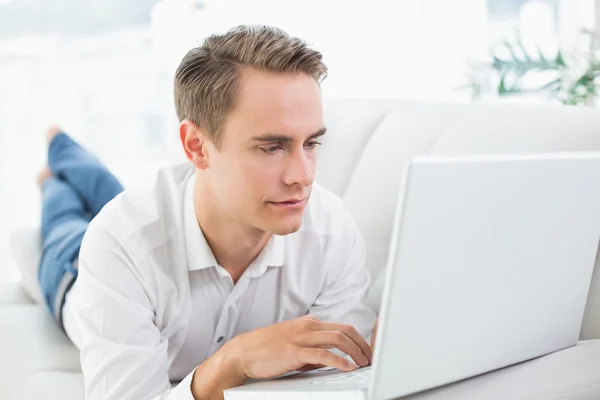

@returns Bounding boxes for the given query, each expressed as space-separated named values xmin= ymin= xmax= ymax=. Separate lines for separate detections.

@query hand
xmin=370 ymin=317 xmax=379 ymax=350
xmin=225 ymin=315 xmax=373 ymax=381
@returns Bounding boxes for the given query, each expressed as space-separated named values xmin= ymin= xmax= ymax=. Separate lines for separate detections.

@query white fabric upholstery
xmin=8 ymin=228 xmax=44 ymax=305
xmin=0 ymin=304 xmax=81 ymax=398
xmin=0 ymin=281 xmax=33 ymax=305
xmin=404 ymin=340 xmax=600 ymax=400
xmin=3 ymin=99 xmax=600 ymax=399
xmin=3 ymin=371 xmax=85 ymax=400
xmin=582 ymin=247 xmax=600 ymax=340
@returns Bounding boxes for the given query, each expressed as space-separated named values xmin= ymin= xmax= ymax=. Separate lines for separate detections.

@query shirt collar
xmin=257 ymin=233 xmax=285 ymax=269
xmin=183 ymin=173 xmax=286 ymax=273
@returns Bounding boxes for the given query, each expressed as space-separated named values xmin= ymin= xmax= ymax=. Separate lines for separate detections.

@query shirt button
xmin=217 ymin=336 xmax=224 ymax=343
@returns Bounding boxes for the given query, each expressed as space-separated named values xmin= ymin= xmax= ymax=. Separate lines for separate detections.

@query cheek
xmin=231 ymin=156 xmax=282 ymax=205
xmin=308 ymin=153 xmax=318 ymax=172
xmin=246 ymin=156 xmax=284 ymax=183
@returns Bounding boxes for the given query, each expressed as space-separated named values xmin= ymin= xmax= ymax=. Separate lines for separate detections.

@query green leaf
xmin=555 ymin=50 xmax=566 ymax=67
xmin=503 ymin=40 xmax=523 ymax=64
xmin=537 ymin=47 xmax=549 ymax=65
xmin=492 ymin=55 xmax=507 ymax=71
xmin=517 ymin=39 xmax=533 ymax=63
xmin=498 ymin=75 xmax=509 ymax=94
xmin=539 ymin=77 xmax=562 ymax=91
xmin=572 ymin=71 xmax=594 ymax=88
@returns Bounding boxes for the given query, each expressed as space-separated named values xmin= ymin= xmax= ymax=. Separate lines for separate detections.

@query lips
xmin=268 ymin=198 xmax=308 ymax=209
xmin=277 ymin=199 xmax=304 ymax=204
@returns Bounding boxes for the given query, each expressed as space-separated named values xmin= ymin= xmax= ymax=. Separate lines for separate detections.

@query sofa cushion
xmin=0 ymin=281 xmax=33 ymax=305
xmin=0 ymin=304 xmax=80 ymax=394
xmin=341 ymin=103 xmax=469 ymax=280
xmin=404 ymin=340 xmax=600 ymax=400
xmin=2 ymin=371 xmax=84 ymax=400
xmin=8 ymin=228 xmax=44 ymax=305
xmin=580 ymin=245 xmax=600 ymax=340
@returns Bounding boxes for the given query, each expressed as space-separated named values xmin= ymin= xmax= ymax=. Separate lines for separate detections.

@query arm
xmin=74 ymin=224 xmax=196 ymax=399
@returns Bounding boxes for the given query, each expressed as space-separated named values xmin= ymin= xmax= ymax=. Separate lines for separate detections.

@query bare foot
xmin=46 ymin=126 xmax=62 ymax=146
xmin=36 ymin=165 xmax=53 ymax=187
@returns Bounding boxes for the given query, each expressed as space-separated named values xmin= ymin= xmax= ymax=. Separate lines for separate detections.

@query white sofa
xmin=3 ymin=98 xmax=600 ymax=399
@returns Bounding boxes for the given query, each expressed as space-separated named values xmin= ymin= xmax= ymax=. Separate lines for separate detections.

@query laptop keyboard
xmin=311 ymin=366 xmax=372 ymax=384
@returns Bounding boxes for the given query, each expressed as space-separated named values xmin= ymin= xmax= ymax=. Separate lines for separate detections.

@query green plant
xmin=467 ymin=31 xmax=600 ymax=106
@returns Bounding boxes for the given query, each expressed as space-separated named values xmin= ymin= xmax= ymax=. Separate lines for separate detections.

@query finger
xmin=300 ymin=314 xmax=320 ymax=321
xmin=298 ymin=348 xmax=359 ymax=372
xmin=370 ymin=319 xmax=378 ymax=351
xmin=299 ymin=330 xmax=369 ymax=367
xmin=313 ymin=322 xmax=373 ymax=363
xmin=297 ymin=363 xmax=327 ymax=372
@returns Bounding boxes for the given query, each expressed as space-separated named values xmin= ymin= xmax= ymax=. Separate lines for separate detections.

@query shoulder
xmin=76 ymin=163 xmax=195 ymax=330
xmin=84 ymin=162 xmax=194 ymax=256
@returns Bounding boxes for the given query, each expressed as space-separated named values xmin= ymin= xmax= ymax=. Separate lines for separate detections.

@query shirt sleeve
xmin=72 ymin=221 xmax=197 ymax=400
xmin=307 ymin=205 xmax=378 ymax=342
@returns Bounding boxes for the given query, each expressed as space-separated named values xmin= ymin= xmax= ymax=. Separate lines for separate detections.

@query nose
xmin=283 ymin=147 xmax=315 ymax=188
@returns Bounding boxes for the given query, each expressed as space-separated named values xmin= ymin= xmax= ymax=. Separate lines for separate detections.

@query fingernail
xmin=362 ymin=355 xmax=369 ymax=366
xmin=347 ymin=360 xmax=359 ymax=370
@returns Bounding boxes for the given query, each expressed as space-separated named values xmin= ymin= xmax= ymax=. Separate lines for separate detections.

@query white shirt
xmin=63 ymin=162 xmax=376 ymax=400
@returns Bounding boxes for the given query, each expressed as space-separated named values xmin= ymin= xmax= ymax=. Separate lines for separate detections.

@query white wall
xmin=152 ymin=0 xmax=490 ymax=101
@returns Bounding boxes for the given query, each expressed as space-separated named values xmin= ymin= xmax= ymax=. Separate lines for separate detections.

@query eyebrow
xmin=250 ymin=127 xmax=327 ymax=143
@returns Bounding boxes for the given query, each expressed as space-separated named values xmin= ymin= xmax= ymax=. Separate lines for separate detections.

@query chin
xmin=267 ymin=218 xmax=303 ymax=236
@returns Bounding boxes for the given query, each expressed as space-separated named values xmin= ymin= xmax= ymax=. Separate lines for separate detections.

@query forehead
xmin=222 ymin=68 xmax=324 ymax=142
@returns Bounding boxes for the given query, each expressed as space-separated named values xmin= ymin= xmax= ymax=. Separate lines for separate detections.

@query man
xmin=57 ymin=25 xmax=377 ymax=399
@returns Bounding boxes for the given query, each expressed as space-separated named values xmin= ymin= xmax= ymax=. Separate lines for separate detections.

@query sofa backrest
xmin=318 ymin=99 xmax=600 ymax=340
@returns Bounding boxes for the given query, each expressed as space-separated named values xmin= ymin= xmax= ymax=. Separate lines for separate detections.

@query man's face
xmin=205 ymin=68 xmax=324 ymax=235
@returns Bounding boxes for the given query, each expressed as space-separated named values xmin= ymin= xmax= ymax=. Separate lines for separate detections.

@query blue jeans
xmin=39 ymin=132 xmax=124 ymax=330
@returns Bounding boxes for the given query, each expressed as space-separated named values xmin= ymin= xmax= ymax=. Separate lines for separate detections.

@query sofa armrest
xmin=8 ymin=228 xmax=44 ymax=305
xmin=0 ymin=282 xmax=34 ymax=305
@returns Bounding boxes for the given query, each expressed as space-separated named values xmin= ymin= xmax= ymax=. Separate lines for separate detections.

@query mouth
xmin=268 ymin=198 xmax=307 ymax=210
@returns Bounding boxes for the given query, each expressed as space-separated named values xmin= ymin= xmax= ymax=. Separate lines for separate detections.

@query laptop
xmin=225 ymin=153 xmax=600 ymax=400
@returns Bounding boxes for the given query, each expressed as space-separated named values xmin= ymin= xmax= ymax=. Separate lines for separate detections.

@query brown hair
xmin=174 ymin=25 xmax=328 ymax=147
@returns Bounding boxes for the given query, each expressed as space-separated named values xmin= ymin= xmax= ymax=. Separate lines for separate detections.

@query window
xmin=488 ymin=0 xmax=559 ymax=45
xmin=0 ymin=0 xmax=181 ymax=281
xmin=471 ymin=0 xmax=597 ymax=103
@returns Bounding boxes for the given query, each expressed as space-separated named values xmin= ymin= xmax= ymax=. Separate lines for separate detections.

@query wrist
xmin=219 ymin=339 xmax=249 ymax=384
xmin=191 ymin=341 xmax=247 ymax=399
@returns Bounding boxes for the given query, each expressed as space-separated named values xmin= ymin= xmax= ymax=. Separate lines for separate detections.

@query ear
xmin=179 ymin=119 xmax=211 ymax=170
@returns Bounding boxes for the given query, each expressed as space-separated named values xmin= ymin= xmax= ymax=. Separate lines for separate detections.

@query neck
xmin=193 ymin=175 xmax=271 ymax=283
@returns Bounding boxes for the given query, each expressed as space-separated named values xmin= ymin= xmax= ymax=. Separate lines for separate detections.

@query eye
xmin=305 ymin=141 xmax=322 ymax=150
xmin=260 ymin=145 xmax=283 ymax=154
